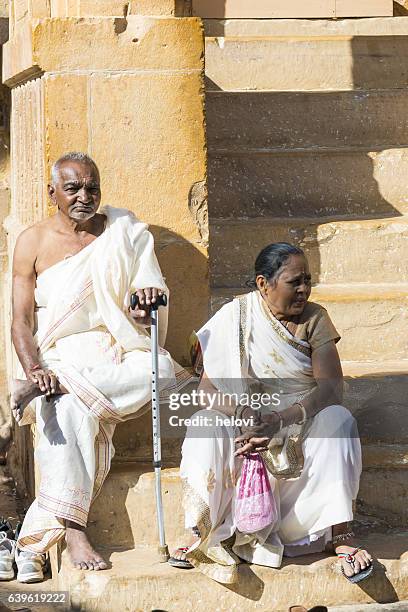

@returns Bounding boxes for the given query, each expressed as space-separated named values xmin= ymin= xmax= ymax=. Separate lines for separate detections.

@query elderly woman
xmin=169 ymin=242 xmax=373 ymax=585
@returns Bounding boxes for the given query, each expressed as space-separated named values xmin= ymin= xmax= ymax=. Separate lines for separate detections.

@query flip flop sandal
xmin=168 ymin=547 xmax=194 ymax=569
xmin=337 ymin=547 xmax=374 ymax=584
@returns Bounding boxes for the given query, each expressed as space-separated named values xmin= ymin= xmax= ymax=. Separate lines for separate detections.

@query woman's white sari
xmin=180 ymin=291 xmax=361 ymax=583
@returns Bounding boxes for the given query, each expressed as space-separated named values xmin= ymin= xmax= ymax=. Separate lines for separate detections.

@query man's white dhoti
xmin=17 ymin=206 xmax=189 ymax=553
xmin=180 ymin=291 xmax=362 ymax=583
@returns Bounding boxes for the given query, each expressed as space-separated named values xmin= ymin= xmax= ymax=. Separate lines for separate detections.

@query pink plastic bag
xmin=235 ymin=453 xmax=278 ymax=534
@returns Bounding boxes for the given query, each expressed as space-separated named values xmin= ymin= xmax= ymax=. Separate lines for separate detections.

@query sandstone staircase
xmin=53 ymin=17 xmax=408 ymax=611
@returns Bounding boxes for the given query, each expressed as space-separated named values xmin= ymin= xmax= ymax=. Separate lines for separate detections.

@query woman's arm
xmin=274 ymin=340 xmax=344 ymax=428
xmin=236 ymin=341 xmax=344 ymax=455
xmin=198 ymin=371 xmax=281 ymax=444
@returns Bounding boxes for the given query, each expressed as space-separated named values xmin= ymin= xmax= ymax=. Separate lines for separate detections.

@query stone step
xmin=55 ymin=532 xmax=408 ymax=612
xmin=90 ymin=436 xmax=408 ymax=549
xmin=112 ymin=353 xmax=408 ymax=466
xmin=208 ymin=147 xmax=408 ymax=220
xmin=209 ymin=284 xmax=408 ymax=361
xmin=87 ymin=462 xmax=187 ymax=549
xmin=204 ymin=18 xmax=408 ymax=92
xmin=207 ymin=90 xmax=408 ymax=152
xmin=209 ymin=218 xmax=408 ymax=287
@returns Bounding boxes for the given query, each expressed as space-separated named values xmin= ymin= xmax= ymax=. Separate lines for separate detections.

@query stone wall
xmin=0 ymin=18 xmax=10 ymax=440
xmin=2 ymin=0 xmax=208 ymax=494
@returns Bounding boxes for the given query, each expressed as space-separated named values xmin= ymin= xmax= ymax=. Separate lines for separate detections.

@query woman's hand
xmin=234 ymin=410 xmax=282 ymax=456
xmin=129 ymin=287 xmax=164 ymax=326
xmin=235 ymin=436 xmax=270 ymax=457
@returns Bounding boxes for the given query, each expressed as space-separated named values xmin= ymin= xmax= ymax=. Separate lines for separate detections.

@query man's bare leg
xmin=65 ymin=521 xmax=108 ymax=570
xmin=11 ymin=379 xmax=68 ymax=423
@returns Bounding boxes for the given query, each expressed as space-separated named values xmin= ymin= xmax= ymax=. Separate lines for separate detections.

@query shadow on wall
xmin=206 ymin=34 xmax=406 ymax=287
xmin=144 ymin=224 xmax=208 ymax=365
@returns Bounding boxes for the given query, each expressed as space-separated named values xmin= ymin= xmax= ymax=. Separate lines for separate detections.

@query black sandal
xmin=337 ymin=546 xmax=374 ymax=583
xmin=168 ymin=547 xmax=194 ymax=569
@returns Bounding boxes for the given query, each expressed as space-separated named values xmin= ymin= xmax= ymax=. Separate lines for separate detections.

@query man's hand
xmin=27 ymin=366 xmax=58 ymax=397
xmin=129 ymin=287 xmax=164 ymax=326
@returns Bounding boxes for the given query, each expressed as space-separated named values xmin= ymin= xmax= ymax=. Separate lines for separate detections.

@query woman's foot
xmin=11 ymin=380 xmax=43 ymax=422
xmin=66 ymin=525 xmax=108 ymax=571
xmin=168 ymin=530 xmax=200 ymax=569
xmin=334 ymin=539 xmax=373 ymax=579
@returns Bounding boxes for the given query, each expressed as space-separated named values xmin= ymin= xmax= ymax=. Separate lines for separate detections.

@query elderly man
xmin=9 ymin=152 xmax=183 ymax=581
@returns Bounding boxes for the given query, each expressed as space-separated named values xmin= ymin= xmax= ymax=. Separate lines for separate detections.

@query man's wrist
xmin=25 ymin=363 xmax=42 ymax=375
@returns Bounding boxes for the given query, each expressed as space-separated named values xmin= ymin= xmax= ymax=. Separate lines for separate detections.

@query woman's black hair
xmin=246 ymin=242 xmax=305 ymax=288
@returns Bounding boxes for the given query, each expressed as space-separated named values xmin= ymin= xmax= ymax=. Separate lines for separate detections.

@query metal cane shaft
xmin=130 ymin=292 xmax=169 ymax=560
xmin=151 ymin=309 xmax=166 ymax=549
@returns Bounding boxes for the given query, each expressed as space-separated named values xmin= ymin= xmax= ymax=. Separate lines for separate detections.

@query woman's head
xmin=253 ymin=242 xmax=312 ymax=319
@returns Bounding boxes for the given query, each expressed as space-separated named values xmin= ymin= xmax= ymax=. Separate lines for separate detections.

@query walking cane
xmin=130 ymin=292 xmax=169 ymax=562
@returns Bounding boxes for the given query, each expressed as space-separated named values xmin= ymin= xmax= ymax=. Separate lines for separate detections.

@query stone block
xmin=50 ymin=0 xmax=128 ymax=17
xmin=208 ymin=149 xmax=408 ymax=219
xmin=3 ymin=16 xmax=204 ymax=86
xmin=10 ymin=79 xmax=47 ymax=226
xmin=205 ymin=34 xmax=408 ymax=92
xmin=210 ymin=285 xmax=408 ymax=362
xmin=13 ymin=0 xmax=48 ymax=23
xmin=204 ymin=16 xmax=408 ymax=38
xmin=87 ymin=464 xmax=187 ymax=548
xmin=43 ymin=74 xmax=89 ymax=185
xmin=0 ymin=1 xmax=8 ymax=18
xmin=129 ymin=0 xmax=192 ymax=16
xmin=210 ymin=218 xmax=408 ymax=286
xmin=87 ymin=71 xmax=208 ymax=360
xmin=206 ymin=90 xmax=408 ymax=152
xmin=359 ymin=469 xmax=408 ymax=525
xmin=193 ymin=0 xmax=393 ymax=18
xmin=55 ymin=534 xmax=408 ymax=611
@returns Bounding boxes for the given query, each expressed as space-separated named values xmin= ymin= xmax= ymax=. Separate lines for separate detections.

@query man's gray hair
xmin=50 ymin=152 xmax=99 ymax=185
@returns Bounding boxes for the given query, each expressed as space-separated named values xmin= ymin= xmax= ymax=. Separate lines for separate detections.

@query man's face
xmin=48 ymin=161 xmax=101 ymax=222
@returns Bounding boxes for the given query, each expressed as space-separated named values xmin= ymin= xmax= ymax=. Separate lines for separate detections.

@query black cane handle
xmin=130 ymin=292 xmax=167 ymax=311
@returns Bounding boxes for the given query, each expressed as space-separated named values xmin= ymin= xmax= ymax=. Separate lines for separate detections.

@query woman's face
xmin=256 ymin=254 xmax=312 ymax=319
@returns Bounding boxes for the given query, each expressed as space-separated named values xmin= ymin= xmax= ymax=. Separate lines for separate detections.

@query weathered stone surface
xmin=56 ymin=534 xmax=408 ymax=611
xmin=207 ymin=90 xmax=408 ymax=151
xmin=50 ymin=0 xmax=129 ymax=17
xmin=204 ymin=15 xmax=408 ymax=38
xmin=210 ymin=285 xmax=408 ymax=362
xmin=87 ymin=463 xmax=187 ymax=548
xmin=210 ymin=218 xmax=408 ymax=286
xmin=129 ymin=0 xmax=192 ymax=16
xmin=43 ymin=75 xmax=89 ymax=195
xmin=359 ymin=469 xmax=408 ymax=525
xmin=195 ymin=0 xmax=393 ymax=18
xmin=3 ymin=16 xmax=204 ymax=86
xmin=208 ymin=149 xmax=408 ymax=219
xmin=0 ymin=1 xmax=8 ymax=18
xmin=205 ymin=32 xmax=408 ymax=92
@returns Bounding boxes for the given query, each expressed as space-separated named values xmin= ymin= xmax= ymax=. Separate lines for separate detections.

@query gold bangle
xmin=294 ymin=401 xmax=307 ymax=425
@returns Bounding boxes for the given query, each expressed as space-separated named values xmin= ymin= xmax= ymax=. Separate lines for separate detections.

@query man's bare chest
xmin=35 ymin=234 xmax=98 ymax=276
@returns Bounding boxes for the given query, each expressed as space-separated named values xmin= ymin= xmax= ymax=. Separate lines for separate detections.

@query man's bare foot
xmin=11 ymin=380 xmax=43 ymax=422
xmin=66 ymin=524 xmax=108 ymax=571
